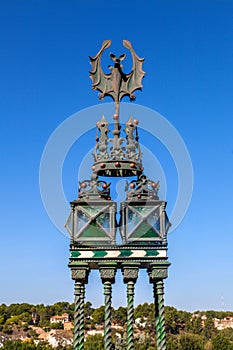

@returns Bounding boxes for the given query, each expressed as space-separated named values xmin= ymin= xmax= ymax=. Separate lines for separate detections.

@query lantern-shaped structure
xmin=65 ymin=174 xmax=117 ymax=245
xmin=120 ymin=175 xmax=170 ymax=244
xmin=66 ymin=40 xmax=171 ymax=350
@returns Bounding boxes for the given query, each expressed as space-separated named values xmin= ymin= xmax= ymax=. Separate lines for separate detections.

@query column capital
xmin=147 ymin=261 xmax=170 ymax=283
xmin=98 ymin=263 xmax=117 ymax=284
xmin=71 ymin=263 xmax=89 ymax=284
xmin=121 ymin=263 xmax=140 ymax=284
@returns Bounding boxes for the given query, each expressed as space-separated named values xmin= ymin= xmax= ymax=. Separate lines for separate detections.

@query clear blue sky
xmin=1 ymin=0 xmax=233 ymax=312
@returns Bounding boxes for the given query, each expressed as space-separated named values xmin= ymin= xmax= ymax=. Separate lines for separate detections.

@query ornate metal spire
xmin=67 ymin=40 xmax=171 ymax=350
xmin=89 ymin=40 xmax=145 ymax=118
xmin=89 ymin=40 xmax=146 ymax=178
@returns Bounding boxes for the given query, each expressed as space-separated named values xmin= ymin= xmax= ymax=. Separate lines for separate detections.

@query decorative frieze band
xmin=71 ymin=249 xmax=166 ymax=259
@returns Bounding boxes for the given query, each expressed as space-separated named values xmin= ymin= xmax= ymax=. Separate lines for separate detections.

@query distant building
xmin=213 ymin=317 xmax=233 ymax=330
xmin=50 ymin=313 xmax=71 ymax=324
xmin=191 ymin=313 xmax=207 ymax=327
xmin=135 ymin=317 xmax=146 ymax=328
xmin=63 ymin=321 xmax=73 ymax=331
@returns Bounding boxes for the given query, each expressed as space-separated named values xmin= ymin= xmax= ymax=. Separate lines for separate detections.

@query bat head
xmin=110 ymin=53 xmax=126 ymax=66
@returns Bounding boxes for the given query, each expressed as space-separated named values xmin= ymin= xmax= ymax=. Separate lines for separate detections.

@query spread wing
xmin=89 ymin=40 xmax=112 ymax=99
xmin=119 ymin=40 xmax=145 ymax=101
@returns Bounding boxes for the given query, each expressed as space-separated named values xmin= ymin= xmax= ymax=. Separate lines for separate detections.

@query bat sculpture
xmin=89 ymin=40 xmax=145 ymax=118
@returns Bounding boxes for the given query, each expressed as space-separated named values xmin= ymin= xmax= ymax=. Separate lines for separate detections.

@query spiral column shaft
xmin=71 ymin=266 xmax=89 ymax=350
xmin=73 ymin=282 xmax=82 ymax=350
xmin=127 ymin=281 xmax=135 ymax=350
xmin=99 ymin=264 xmax=116 ymax=350
xmin=104 ymin=281 xmax=112 ymax=350
xmin=155 ymin=280 xmax=166 ymax=350
xmin=78 ymin=285 xmax=85 ymax=350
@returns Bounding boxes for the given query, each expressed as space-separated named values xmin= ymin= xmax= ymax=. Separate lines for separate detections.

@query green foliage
xmin=134 ymin=303 xmax=155 ymax=331
xmin=112 ymin=306 xmax=127 ymax=326
xmin=186 ymin=316 xmax=203 ymax=335
xmin=211 ymin=333 xmax=233 ymax=350
xmin=167 ymin=333 xmax=205 ymax=350
xmin=84 ymin=334 xmax=104 ymax=350
xmin=134 ymin=336 xmax=157 ymax=349
xmin=165 ymin=306 xmax=182 ymax=334
xmin=179 ymin=333 xmax=205 ymax=350
xmin=1 ymin=340 xmax=54 ymax=349
xmin=1 ymin=301 xmax=233 ymax=350
xmin=45 ymin=322 xmax=63 ymax=330
xmin=91 ymin=306 xmax=105 ymax=325
xmin=203 ymin=317 xmax=217 ymax=340
xmin=84 ymin=302 xmax=94 ymax=318
xmin=220 ymin=327 xmax=233 ymax=341
xmin=167 ymin=335 xmax=179 ymax=350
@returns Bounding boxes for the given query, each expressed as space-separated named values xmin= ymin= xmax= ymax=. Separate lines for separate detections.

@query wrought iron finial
xmin=125 ymin=174 xmax=160 ymax=200
xmin=78 ymin=174 xmax=111 ymax=201
xmin=89 ymin=40 xmax=145 ymax=118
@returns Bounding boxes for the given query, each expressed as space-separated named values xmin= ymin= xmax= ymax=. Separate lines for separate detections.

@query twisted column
xmin=155 ymin=280 xmax=166 ymax=350
xmin=148 ymin=263 xmax=170 ymax=350
xmin=73 ymin=282 xmax=82 ymax=350
xmin=104 ymin=281 xmax=112 ymax=350
xmin=71 ymin=265 xmax=89 ymax=350
xmin=99 ymin=264 xmax=117 ymax=350
xmin=127 ymin=281 xmax=135 ymax=350
xmin=78 ymin=285 xmax=85 ymax=350
xmin=122 ymin=263 xmax=139 ymax=350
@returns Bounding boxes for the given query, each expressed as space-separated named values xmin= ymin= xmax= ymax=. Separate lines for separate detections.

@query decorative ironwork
xmin=89 ymin=40 xmax=145 ymax=117
xmin=89 ymin=40 xmax=145 ymax=177
xmin=93 ymin=116 xmax=143 ymax=177
xmin=120 ymin=199 xmax=170 ymax=244
xmin=94 ymin=115 xmax=110 ymax=161
xmin=125 ymin=116 xmax=141 ymax=160
xmin=66 ymin=40 xmax=172 ymax=350
xmin=66 ymin=201 xmax=117 ymax=245
xmin=77 ymin=173 xmax=111 ymax=201
xmin=125 ymin=174 xmax=160 ymax=200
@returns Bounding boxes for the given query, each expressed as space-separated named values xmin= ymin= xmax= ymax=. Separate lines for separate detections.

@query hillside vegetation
xmin=0 ymin=302 xmax=233 ymax=349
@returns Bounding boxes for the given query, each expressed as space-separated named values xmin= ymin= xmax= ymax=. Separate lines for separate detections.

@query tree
xmin=179 ymin=333 xmax=205 ymax=350
xmin=167 ymin=335 xmax=179 ymax=350
xmin=211 ymin=333 xmax=233 ymax=350
xmin=164 ymin=306 xmax=179 ymax=334
xmin=186 ymin=316 xmax=203 ymax=335
xmin=84 ymin=334 xmax=104 ymax=350
xmin=220 ymin=327 xmax=233 ymax=341
xmin=84 ymin=302 xmax=94 ymax=318
xmin=203 ymin=316 xmax=217 ymax=340
xmin=112 ymin=306 xmax=127 ymax=326
xmin=92 ymin=306 xmax=105 ymax=325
